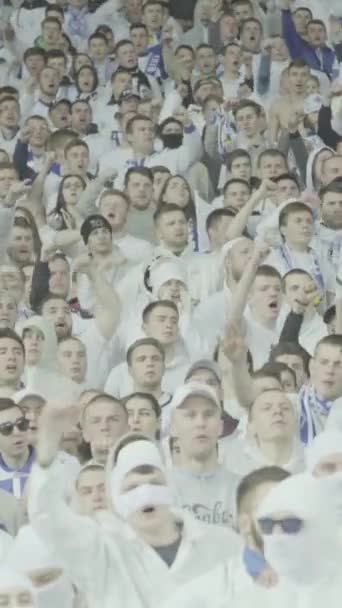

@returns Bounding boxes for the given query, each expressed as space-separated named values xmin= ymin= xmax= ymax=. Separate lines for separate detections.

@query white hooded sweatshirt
xmin=20 ymin=316 xmax=80 ymax=401
xmin=28 ymin=440 xmax=241 ymax=608
xmin=7 ymin=524 xmax=74 ymax=608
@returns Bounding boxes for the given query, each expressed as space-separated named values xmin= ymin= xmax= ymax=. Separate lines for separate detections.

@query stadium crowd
xmin=0 ymin=0 xmax=342 ymax=605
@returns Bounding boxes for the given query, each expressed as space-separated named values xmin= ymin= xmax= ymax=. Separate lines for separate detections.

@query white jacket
xmin=28 ymin=461 xmax=242 ymax=608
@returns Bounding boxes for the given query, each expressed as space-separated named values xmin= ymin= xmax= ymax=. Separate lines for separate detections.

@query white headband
xmin=151 ymin=262 xmax=187 ymax=297
xmin=110 ymin=440 xmax=165 ymax=498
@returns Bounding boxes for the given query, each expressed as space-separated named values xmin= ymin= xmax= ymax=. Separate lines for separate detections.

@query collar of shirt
xmin=0 ymin=446 xmax=35 ymax=473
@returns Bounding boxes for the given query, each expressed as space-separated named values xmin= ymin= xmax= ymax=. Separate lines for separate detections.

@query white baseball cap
xmin=170 ymin=381 xmax=221 ymax=414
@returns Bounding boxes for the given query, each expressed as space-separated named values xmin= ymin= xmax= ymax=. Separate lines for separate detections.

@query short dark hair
xmin=274 ymin=172 xmax=299 ymax=188
xmin=42 ymin=16 xmax=62 ymax=29
xmin=23 ymin=47 xmax=47 ymax=63
xmin=293 ymin=6 xmax=312 ymax=18
xmin=0 ymin=329 xmax=24 ymax=354
xmin=288 ymin=58 xmax=309 ymax=71
xmin=115 ymin=39 xmax=134 ymax=54
xmin=319 ymin=177 xmax=342 ymax=199
xmin=39 ymin=293 xmax=69 ymax=315
xmin=307 ymin=19 xmax=326 ymax=30
xmin=83 ymin=392 xmax=128 ymax=421
xmin=126 ymin=338 xmax=165 ymax=365
xmin=206 ymin=208 xmax=236 ymax=233
xmin=64 ymin=138 xmax=89 ymax=156
xmin=279 ymin=201 xmax=313 ymax=229
xmin=314 ymin=334 xmax=342 ymax=357
xmin=151 ymin=165 xmax=171 ymax=177
xmin=123 ymin=392 xmax=161 ymax=418
xmin=0 ymin=161 xmax=17 ymax=172
xmin=223 ymin=177 xmax=251 ymax=196
xmin=282 ymin=268 xmax=312 ymax=290
xmin=142 ymin=300 xmax=179 ymax=324
xmin=130 ymin=22 xmax=148 ymax=33
xmin=196 ymin=43 xmax=215 ymax=53
xmin=175 ymin=45 xmax=195 ymax=58
xmin=0 ymin=398 xmax=23 ymax=415
xmin=270 ymin=342 xmax=311 ymax=375
xmin=0 ymin=96 xmax=20 ymax=111
xmin=88 ymin=32 xmax=107 ymax=45
xmin=236 ymin=466 xmax=290 ymax=513
xmin=142 ymin=0 xmax=165 ymax=10
xmin=125 ymin=114 xmax=153 ymax=135
xmin=124 ymin=166 xmax=153 ymax=187
xmin=259 ymin=362 xmax=296 ymax=387
xmin=233 ymin=99 xmax=262 ymax=119
xmin=46 ymin=49 xmax=67 ymax=63
xmin=257 ymin=148 xmax=287 ymax=167
xmin=240 ymin=17 xmax=262 ymax=32
xmin=99 ymin=189 xmax=130 ymax=207
xmin=254 ymin=265 xmax=282 ymax=282
xmin=47 ymin=128 xmax=78 ymax=151
xmin=153 ymin=203 xmax=186 ymax=225
xmin=226 ymin=148 xmax=251 ymax=171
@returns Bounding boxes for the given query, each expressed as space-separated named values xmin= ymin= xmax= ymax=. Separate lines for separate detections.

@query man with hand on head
xmin=28 ymin=405 xmax=241 ymax=608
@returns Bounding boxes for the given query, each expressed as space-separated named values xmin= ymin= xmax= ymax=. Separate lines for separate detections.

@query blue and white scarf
xmin=243 ymin=547 xmax=269 ymax=580
xmin=299 ymin=382 xmax=332 ymax=444
xmin=67 ymin=7 xmax=89 ymax=40
xmin=279 ymin=244 xmax=325 ymax=290
xmin=144 ymin=44 xmax=161 ymax=78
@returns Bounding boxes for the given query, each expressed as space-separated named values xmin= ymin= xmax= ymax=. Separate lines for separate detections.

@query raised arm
xmin=229 ymin=245 xmax=269 ymax=324
xmin=28 ymin=402 xmax=107 ymax=596
xmin=74 ymin=255 xmax=121 ymax=340
xmin=76 ymin=169 xmax=117 ymax=219
xmin=225 ymin=180 xmax=278 ymax=242
xmin=222 ymin=322 xmax=255 ymax=409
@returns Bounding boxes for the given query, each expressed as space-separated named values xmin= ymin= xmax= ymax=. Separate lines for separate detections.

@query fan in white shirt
xmin=265 ymin=201 xmax=336 ymax=300
xmin=100 ymin=113 xmax=202 ymax=179
xmin=222 ymin=389 xmax=304 ymax=476
xmin=230 ymin=248 xmax=284 ymax=370
xmin=219 ymin=42 xmax=245 ymax=99
xmin=80 ymin=393 xmax=129 ymax=465
xmin=279 ymin=269 xmax=328 ymax=356
xmin=105 ymin=302 xmax=191 ymax=398
xmin=167 ymin=382 xmax=240 ymax=528
xmin=314 ymin=178 xmax=342 ymax=270
xmin=0 ymin=96 xmax=20 ymax=159
xmin=98 ymin=188 xmax=153 ymax=264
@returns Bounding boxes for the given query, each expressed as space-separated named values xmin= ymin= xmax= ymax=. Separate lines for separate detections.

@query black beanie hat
xmin=80 ymin=214 xmax=112 ymax=244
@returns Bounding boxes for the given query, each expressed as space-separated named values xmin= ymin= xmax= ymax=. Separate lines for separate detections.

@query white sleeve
xmin=80 ymin=321 xmax=121 ymax=390
xmin=28 ymin=461 xmax=108 ymax=596
xmin=158 ymin=90 xmax=183 ymax=123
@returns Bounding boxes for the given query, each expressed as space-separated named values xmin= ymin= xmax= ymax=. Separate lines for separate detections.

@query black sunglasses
xmin=0 ymin=416 xmax=30 ymax=437
xmin=258 ymin=517 xmax=303 ymax=535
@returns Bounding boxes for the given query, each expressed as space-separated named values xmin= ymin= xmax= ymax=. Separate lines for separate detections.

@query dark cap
xmin=118 ymin=89 xmax=141 ymax=104
xmin=323 ymin=305 xmax=336 ymax=325
xmin=80 ymin=214 xmax=112 ymax=244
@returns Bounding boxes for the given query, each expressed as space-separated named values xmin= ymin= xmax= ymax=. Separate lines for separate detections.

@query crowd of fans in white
xmin=0 ymin=0 xmax=342 ymax=605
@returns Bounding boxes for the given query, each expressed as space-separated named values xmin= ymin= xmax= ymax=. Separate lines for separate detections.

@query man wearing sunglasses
xmin=160 ymin=466 xmax=292 ymax=608
xmin=0 ymin=398 xmax=33 ymax=500
xmin=254 ymin=472 xmax=342 ymax=606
